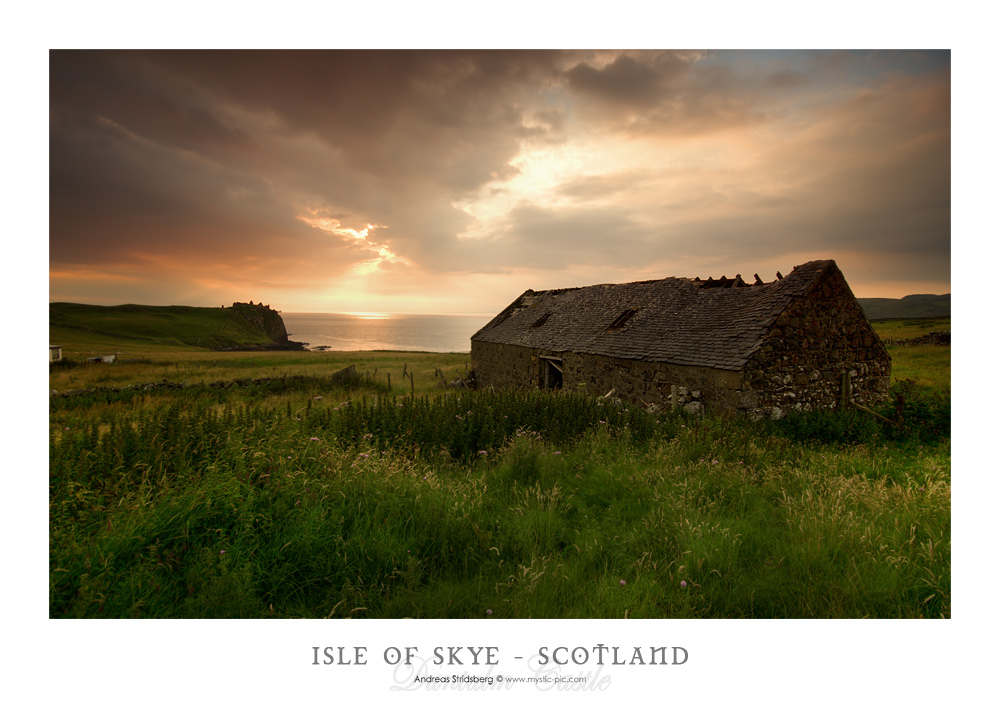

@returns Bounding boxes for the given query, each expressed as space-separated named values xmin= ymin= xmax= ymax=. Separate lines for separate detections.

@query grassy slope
xmin=50 ymin=302 xmax=274 ymax=353
xmin=869 ymin=317 xmax=950 ymax=340
xmin=869 ymin=319 xmax=951 ymax=391
xmin=859 ymin=295 xmax=950 ymax=320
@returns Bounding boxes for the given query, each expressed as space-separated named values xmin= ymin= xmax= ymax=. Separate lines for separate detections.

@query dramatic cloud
xmin=49 ymin=49 xmax=950 ymax=313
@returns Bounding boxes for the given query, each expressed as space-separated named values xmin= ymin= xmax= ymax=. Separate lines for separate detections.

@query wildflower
xmin=478 ymin=450 xmax=488 ymax=456
xmin=314 ymin=396 xmax=323 ymax=400
xmin=220 ymin=550 xmax=226 ymax=556
xmin=486 ymin=609 xmax=493 ymax=616
xmin=711 ymin=459 xmax=718 ymax=465
xmin=358 ymin=453 xmax=369 ymax=459
xmin=680 ymin=580 xmax=687 ymax=588
xmin=619 ymin=579 xmax=626 ymax=587
xmin=310 ymin=437 xmax=320 ymax=442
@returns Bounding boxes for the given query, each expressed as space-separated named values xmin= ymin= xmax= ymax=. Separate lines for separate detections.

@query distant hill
xmin=49 ymin=302 xmax=298 ymax=351
xmin=857 ymin=294 xmax=951 ymax=320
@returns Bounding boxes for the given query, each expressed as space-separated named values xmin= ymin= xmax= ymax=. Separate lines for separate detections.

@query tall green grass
xmin=50 ymin=382 xmax=950 ymax=619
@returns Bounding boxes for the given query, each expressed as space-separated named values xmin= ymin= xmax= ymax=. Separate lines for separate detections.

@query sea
xmin=281 ymin=312 xmax=493 ymax=353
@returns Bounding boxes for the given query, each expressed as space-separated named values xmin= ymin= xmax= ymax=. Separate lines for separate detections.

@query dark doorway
xmin=539 ymin=357 xmax=563 ymax=389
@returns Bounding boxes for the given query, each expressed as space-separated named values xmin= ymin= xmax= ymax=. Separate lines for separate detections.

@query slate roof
xmin=472 ymin=260 xmax=838 ymax=371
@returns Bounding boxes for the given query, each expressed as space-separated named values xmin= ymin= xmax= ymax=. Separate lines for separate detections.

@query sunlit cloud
xmin=297 ymin=214 xmax=383 ymax=241
xmin=297 ymin=213 xmax=412 ymax=277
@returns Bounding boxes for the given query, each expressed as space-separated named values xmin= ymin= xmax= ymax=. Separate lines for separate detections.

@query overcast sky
xmin=49 ymin=49 xmax=950 ymax=314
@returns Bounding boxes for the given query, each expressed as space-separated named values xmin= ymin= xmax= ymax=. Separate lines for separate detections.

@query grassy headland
xmin=50 ymin=301 xmax=292 ymax=353
xmin=48 ymin=313 xmax=950 ymax=618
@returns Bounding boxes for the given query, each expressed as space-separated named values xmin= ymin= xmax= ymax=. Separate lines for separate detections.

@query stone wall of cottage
xmin=471 ymin=340 xmax=539 ymax=391
xmin=557 ymin=351 xmax=743 ymax=416
xmin=472 ymin=341 xmax=746 ymax=416
xmin=741 ymin=268 xmax=892 ymax=420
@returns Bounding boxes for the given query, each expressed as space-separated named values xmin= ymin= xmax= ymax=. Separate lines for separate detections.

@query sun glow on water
xmin=344 ymin=312 xmax=394 ymax=320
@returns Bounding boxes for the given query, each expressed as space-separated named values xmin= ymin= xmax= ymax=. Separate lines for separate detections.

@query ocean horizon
xmin=281 ymin=312 xmax=492 ymax=353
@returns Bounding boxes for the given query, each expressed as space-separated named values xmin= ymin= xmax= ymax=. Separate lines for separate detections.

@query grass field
xmin=870 ymin=317 xmax=950 ymax=341
xmin=48 ymin=320 xmax=950 ymax=619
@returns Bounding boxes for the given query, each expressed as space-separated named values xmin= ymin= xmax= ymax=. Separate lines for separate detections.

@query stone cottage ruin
xmin=471 ymin=260 xmax=891 ymax=419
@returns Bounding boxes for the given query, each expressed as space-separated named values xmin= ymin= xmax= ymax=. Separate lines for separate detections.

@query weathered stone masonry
xmin=471 ymin=260 xmax=891 ymax=419
xmin=737 ymin=264 xmax=890 ymax=418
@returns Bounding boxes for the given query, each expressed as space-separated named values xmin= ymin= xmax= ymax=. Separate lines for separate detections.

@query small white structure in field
xmin=86 ymin=354 xmax=117 ymax=364
xmin=49 ymin=345 xmax=63 ymax=363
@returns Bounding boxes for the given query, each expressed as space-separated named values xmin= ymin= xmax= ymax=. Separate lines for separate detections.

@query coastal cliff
xmin=49 ymin=301 xmax=303 ymax=351
xmin=222 ymin=302 xmax=300 ymax=350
